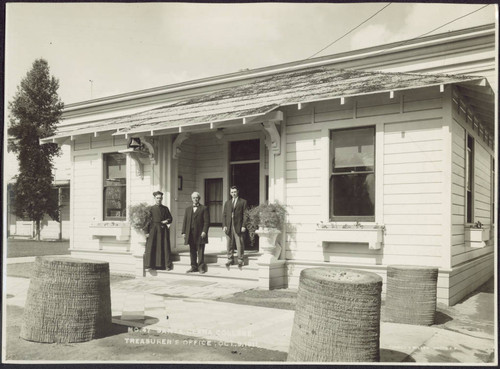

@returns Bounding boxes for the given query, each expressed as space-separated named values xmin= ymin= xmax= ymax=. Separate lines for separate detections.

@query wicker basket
xmin=287 ymin=267 xmax=382 ymax=362
xmin=20 ymin=256 xmax=112 ymax=343
xmin=385 ymin=265 xmax=438 ymax=325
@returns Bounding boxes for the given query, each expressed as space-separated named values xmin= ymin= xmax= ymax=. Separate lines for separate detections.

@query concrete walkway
xmin=4 ymin=256 xmax=496 ymax=363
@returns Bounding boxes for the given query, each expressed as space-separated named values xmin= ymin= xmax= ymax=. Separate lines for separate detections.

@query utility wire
xmin=365 ymin=4 xmax=492 ymax=59
xmin=417 ymin=4 xmax=491 ymax=39
xmin=307 ymin=3 xmax=392 ymax=59
xmin=310 ymin=3 xmax=491 ymax=61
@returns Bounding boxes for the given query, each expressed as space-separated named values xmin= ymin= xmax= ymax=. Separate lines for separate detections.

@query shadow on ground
xmin=380 ymin=349 xmax=415 ymax=362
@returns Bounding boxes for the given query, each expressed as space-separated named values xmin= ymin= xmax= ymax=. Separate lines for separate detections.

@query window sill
xmin=465 ymin=226 xmax=491 ymax=248
xmin=315 ymin=223 xmax=385 ymax=250
xmin=89 ymin=221 xmax=131 ymax=241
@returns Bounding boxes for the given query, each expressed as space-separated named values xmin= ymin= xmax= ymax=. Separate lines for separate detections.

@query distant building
xmin=6 ymin=144 xmax=71 ymax=240
xmin=41 ymin=23 xmax=496 ymax=305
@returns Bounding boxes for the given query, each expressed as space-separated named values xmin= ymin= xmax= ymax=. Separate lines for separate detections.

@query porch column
xmin=259 ymin=111 xmax=287 ymax=289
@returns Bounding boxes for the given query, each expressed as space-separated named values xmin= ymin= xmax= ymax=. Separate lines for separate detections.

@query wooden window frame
xmin=329 ymin=126 xmax=376 ymax=222
xmin=205 ymin=178 xmax=223 ymax=226
xmin=465 ymin=134 xmax=474 ymax=224
xmin=103 ymin=152 xmax=127 ymax=221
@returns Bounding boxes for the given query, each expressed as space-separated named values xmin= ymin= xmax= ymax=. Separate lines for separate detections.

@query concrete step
xmin=174 ymin=251 xmax=263 ymax=267
xmin=148 ymin=266 xmax=259 ymax=282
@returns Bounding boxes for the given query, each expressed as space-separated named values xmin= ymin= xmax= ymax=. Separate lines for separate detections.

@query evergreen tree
xmin=8 ymin=59 xmax=64 ymax=240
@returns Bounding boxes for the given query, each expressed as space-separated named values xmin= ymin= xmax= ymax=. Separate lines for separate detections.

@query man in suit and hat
xmin=182 ymin=191 xmax=210 ymax=273
xmin=223 ymin=186 xmax=248 ymax=269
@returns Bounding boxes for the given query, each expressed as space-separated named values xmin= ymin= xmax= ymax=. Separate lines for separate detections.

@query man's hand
xmin=241 ymin=227 xmax=246 ymax=233
xmin=201 ymin=232 xmax=206 ymax=239
xmin=223 ymin=226 xmax=227 ymax=233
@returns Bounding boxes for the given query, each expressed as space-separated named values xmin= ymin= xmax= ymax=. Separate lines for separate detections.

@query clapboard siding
xmin=450 ymin=119 xmax=494 ymax=268
xmin=449 ymin=254 xmax=494 ymax=305
xmin=72 ymin=153 xmax=101 ymax=250
xmin=175 ymin=139 xmax=197 ymax=252
xmin=382 ymin=117 xmax=443 ymax=266
xmin=71 ymin=139 xmax=134 ymax=254
xmin=284 ymin=95 xmax=447 ymax=266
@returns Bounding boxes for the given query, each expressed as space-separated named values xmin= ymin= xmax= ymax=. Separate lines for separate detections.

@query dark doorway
xmin=230 ymin=139 xmax=260 ymax=251
xmin=231 ymin=163 xmax=259 ymax=207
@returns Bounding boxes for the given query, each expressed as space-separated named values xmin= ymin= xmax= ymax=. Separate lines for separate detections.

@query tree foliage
xmin=8 ymin=59 xmax=64 ymax=239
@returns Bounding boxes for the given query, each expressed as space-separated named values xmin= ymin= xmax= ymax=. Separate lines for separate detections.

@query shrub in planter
xmin=128 ymin=202 xmax=152 ymax=233
xmin=245 ymin=201 xmax=287 ymax=244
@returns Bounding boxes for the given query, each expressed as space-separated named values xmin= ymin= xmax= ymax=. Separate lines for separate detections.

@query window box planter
xmin=465 ymin=226 xmax=490 ymax=248
xmin=89 ymin=221 xmax=130 ymax=241
xmin=316 ymin=223 xmax=385 ymax=250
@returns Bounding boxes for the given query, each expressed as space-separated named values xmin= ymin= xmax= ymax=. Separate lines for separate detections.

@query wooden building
xmin=42 ymin=24 xmax=496 ymax=305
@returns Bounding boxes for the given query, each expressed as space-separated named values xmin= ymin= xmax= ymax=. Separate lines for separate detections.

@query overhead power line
xmin=307 ymin=3 xmax=492 ymax=61
xmin=307 ymin=3 xmax=392 ymax=59
xmin=366 ymin=4 xmax=492 ymax=59
xmin=410 ymin=4 xmax=491 ymax=40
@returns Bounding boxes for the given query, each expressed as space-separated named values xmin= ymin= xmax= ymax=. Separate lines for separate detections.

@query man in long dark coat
xmin=182 ymin=191 xmax=210 ymax=274
xmin=144 ymin=191 xmax=173 ymax=272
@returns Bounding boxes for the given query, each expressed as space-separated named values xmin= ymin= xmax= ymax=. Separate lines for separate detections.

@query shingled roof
xmin=43 ymin=67 xmax=493 ymax=142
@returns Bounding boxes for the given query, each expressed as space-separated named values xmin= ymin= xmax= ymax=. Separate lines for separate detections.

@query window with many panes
xmin=205 ymin=178 xmax=223 ymax=226
xmin=465 ymin=134 xmax=474 ymax=223
xmin=330 ymin=126 xmax=375 ymax=221
xmin=103 ymin=153 xmax=126 ymax=220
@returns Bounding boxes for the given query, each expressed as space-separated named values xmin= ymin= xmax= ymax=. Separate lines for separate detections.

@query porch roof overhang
xmin=41 ymin=67 xmax=495 ymax=144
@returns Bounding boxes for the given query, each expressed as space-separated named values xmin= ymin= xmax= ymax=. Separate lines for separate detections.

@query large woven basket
xmin=20 ymin=256 xmax=112 ymax=343
xmin=385 ymin=265 xmax=438 ymax=325
xmin=287 ymin=267 xmax=382 ymax=362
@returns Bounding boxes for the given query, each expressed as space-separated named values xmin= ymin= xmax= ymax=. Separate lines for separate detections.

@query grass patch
xmin=6 ymin=239 xmax=70 ymax=258
xmin=7 ymin=262 xmax=134 ymax=284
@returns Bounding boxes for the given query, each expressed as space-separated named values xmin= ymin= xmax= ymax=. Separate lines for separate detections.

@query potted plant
xmin=245 ymin=201 xmax=287 ymax=258
xmin=128 ymin=203 xmax=152 ymax=254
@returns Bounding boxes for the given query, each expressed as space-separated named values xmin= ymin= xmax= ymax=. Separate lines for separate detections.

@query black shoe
xmin=186 ymin=268 xmax=198 ymax=273
xmin=199 ymin=269 xmax=206 ymax=274
xmin=166 ymin=266 xmax=173 ymax=271
xmin=225 ymin=261 xmax=232 ymax=269
xmin=238 ymin=262 xmax=243 ymax=269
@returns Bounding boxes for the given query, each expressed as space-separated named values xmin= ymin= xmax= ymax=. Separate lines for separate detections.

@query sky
xmin=4 ymin=2 xmax=497 ymax=107
xmin=2 ymin=2 xmax=497 ymax=181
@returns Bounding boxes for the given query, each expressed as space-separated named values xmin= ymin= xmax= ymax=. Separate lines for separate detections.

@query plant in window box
xmin=89 ymin=220 xmax=130 ymax=240
xmin=315 ymin=221 xmax=386 ymax=250
xmin=245 ymin=201 xmax=287 ymax=260
xmin=128 ymin=202 xmax=152 ymax=254
xmin=466 ymin=221 xmax=490 ymax=247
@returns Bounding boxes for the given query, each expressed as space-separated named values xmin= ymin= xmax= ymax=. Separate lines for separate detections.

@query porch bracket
xmin=172 ymin=132 xmax=191 ymax=159
xmin=262 ymin=121 xmax=281 ymax=156
xmin=119 ymin=139 xmax=156 ymax=179
xmin=142 ymin=137 xmax=157 ymax=165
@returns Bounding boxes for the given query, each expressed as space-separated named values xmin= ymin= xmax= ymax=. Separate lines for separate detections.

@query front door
xmin=229 ymin=139 xmax=260 ymax=250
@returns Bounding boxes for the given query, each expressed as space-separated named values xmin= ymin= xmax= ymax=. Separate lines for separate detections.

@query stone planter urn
xmin=130 ymin=228 xmax=147 ymax=277
xmin=256 ymin=227 xmax=281 ymax=261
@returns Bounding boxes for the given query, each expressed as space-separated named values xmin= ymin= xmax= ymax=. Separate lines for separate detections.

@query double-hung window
xmin=103 ymin=153 xmax=127 ymax=220
xmin=465 ymin=134 xmax=474 ymax=223
xmin=330 ymin=126 xmax=375 ymax=221
xmin=205 ymin=178 xmax=223 ymax=226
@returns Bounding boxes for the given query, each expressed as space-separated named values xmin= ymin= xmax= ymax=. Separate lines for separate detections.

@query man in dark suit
xmin=182 ymin=191 xmax=210 ymax=274
xmin=222 ymin=186 xmax=248 ymax=269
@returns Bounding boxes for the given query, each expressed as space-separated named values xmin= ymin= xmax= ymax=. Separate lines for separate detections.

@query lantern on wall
xmin=127 ymin=137 xmax=143 ymax=150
